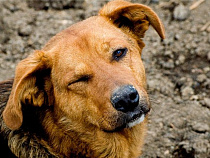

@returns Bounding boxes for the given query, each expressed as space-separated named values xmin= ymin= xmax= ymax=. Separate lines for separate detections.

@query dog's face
xmin=3 ymin=0 xmax=165 ymax=132
xmin=50 ymin=17 xmax=150 ymax=131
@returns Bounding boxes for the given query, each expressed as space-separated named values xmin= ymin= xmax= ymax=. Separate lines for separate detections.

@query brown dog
xmin=0 ymin=0 xmax=165 ymax=157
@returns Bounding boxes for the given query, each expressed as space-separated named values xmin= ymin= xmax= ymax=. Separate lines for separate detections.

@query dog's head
xmin=3 ymin=0 xmax=165 ymax=132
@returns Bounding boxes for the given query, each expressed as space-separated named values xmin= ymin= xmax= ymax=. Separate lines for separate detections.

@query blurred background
xmin=0 ymin=0 xmax=209 ymax=157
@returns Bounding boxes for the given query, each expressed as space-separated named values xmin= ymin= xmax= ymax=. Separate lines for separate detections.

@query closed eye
xmin=68 ymin=75 xmax=91 ymax=86
xmin=112 ymin=48 xmax=128 ymax=61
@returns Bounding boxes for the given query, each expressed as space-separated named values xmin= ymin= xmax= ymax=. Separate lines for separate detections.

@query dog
xmin=0 ymin=0 xmax=165 ymax=157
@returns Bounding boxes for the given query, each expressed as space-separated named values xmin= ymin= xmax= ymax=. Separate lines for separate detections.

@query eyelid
xmin=68 ymin=75 xmax=91 ymax=86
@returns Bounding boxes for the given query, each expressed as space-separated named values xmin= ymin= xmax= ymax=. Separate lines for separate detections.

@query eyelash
xmin=68 ymin=75 xmax=91 ymax=86
xmin=112 ymin=48 xmax=128 ymax=61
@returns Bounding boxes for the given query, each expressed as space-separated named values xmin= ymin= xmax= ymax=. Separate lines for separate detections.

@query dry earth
xmin=0 ymin=0 xmax=209 ymax=157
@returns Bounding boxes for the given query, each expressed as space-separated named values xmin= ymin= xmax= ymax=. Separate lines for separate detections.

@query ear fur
xmin=3 ymin=51 xmax=52 ymax=130
xmin=99 ymin=0 xmax=165 ymax=39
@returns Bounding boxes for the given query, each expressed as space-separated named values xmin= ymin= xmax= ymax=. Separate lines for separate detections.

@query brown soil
xmin=0 ymin=0 xmax=209 ymax=157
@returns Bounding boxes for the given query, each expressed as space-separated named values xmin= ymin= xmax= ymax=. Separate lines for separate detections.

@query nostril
xmin=115 ymin=100 xmax=127 ymax=112
xmin=129 ymin=92 xmax=138 ymax=101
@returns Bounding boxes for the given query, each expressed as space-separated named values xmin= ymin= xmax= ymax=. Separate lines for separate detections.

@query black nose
xmin=111 ymin=85 xmax=139 ymax=113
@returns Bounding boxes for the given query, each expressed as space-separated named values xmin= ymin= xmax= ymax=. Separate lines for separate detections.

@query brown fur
xmin=0 ymin=0 xmax=165 ymax=157
xmin=0 ymin=80 xmax=58 ymax=157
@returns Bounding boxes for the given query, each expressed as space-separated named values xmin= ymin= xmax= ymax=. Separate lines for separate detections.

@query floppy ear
xmin=3 ymin=51 xmax=53 ymax=130
xmin=99 ymin=0 xmax=165 ymax=39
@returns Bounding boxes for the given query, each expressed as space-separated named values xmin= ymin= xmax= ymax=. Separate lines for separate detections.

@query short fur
xmin=0 ymin=0 xmax=165 ymax=157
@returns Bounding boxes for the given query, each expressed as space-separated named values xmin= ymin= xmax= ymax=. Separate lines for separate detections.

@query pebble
xmin=173 ymin=3 xmax=190 ymax=21
xmin=175 ymin=54 xmax=185 ymax=65
xmin=177 ymin=141 xmax=192 ymax=153
xmin=203 ymin=98 xmax=210 ymax=108
xmin=196 ymin=74 xmax=207 ymax=83
xmin=164 ymin=50 xmax=174 ymax=58
xmin=176 ymin=77 xmax=186 ymax=88
xmin=18 ymin=25 xmax=32 ymax=36
xmin=163 ymin=59 xmax=175 ymax=69
xmin=181 ymin=86 xmax=194 ymax=99
xmin=174 ymin=34 xmax=180 ymax=40
xmin=186 ymin=77 xmax=194 ymax=87
xmin=190 ymin=26 xmax=198 ymax=33
xmin=164 ymin=150 xmax=170 ymax=155
xmin=192 ymin=122 xmax=209 ymax=133
xmin=203 ymin=67 xmax=210 ymax=73
xmin=162 ymin=38 xmax=173 ymax=46
xmin=203 ymin=79 xmax=210 ymax=89
xmin=190 ymin=95 xmax=199 ymax=101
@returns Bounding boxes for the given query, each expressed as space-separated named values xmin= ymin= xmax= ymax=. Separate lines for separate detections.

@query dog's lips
xmin=103 ymin=110 xmax=147 ymax=133
xmin=125 ymin=104 xmax=150 ymax=128
xmin=127 ymin=113 xmax=145 ymax=128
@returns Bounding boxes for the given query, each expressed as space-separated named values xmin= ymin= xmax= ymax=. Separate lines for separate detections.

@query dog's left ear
xmin=3 ymin=51 xmax=53 ymax=130
xmin=99 ymin=0 xmax=165 ymax=39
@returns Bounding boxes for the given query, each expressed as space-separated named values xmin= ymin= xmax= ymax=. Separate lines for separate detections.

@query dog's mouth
xmin=126 ymin=112 xmax=145 ymax=128
xmin=124 ymin=107 xmax=149 ymax=129
xmin=103 ymin=107 xmax=150 ymax=133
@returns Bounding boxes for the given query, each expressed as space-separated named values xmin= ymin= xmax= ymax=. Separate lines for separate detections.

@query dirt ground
xmin=0 ymin=0 xmax=209 ymax=157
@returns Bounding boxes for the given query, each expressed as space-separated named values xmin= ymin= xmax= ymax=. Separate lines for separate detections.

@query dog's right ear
xmin=99 ymin=0 xmax=165 ymax=40
xmin=3 ymin=51 xmax=53 ymax=130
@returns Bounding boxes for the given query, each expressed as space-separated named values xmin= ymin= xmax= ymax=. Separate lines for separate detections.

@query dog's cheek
xmin=83 ymin=97 xmax=117 ymax=130
xmin=83 ymin=99 xmax=101 ymax=128
xmin=68 ymin=83 xmax=88 ymax=95
xmin=53 ymin=91 xmax=82 ymax=119
xmin=99 ymin=112 xmax=124 ymax=131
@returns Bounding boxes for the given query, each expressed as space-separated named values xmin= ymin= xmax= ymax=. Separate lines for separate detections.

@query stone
xmin=164 ymin=50 xmax=174 ymax=58
xmin=203 ymin=67 xmax=210 ymax=73
xmin=196 ymin=74 xmax=207 ymax=83
xmin=173 ymin=3 xmax=190 ymax=21
xmin=162 ymin=59 xmax=175 ymax=69
xmin=176 ymin=54 xmax=185 ymax=65
xmin=203 ymin=98 xmax=210 ymax=108
xmin=192 ymin=122 xmax=209 ymax=133
xmin=181 ymin=86 xmax=194 ymax=99
xmin=18 ymin=25 xmax=32 ymax=36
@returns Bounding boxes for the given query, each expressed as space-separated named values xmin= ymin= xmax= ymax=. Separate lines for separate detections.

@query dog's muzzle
xmin=111 ymin=85 xmax=150 ymax=129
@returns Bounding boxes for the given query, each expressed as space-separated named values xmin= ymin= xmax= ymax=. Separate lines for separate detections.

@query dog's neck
xmin=41 ymin=110 xmax=147 ymax=158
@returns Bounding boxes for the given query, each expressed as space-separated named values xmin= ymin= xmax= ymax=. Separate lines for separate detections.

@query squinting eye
xmin=112 ymin=48 xmax=128 ymax=61
xmin=68 ymin=75 xmax=91 ymax=87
